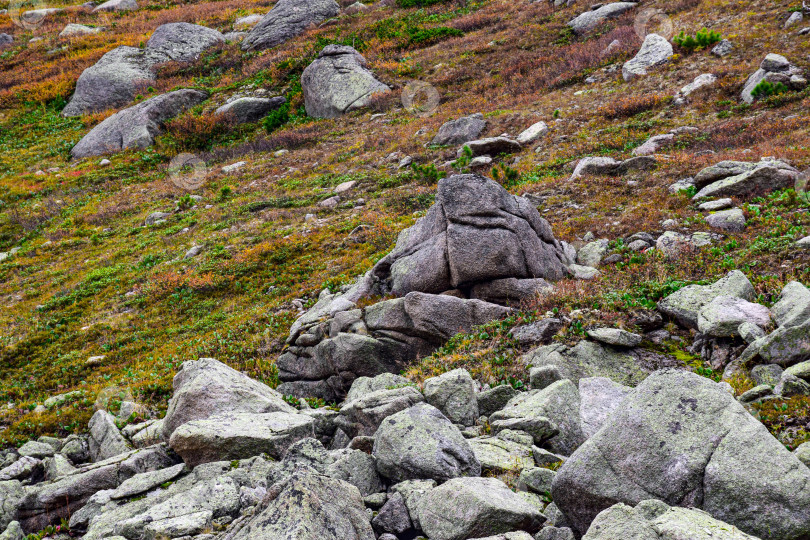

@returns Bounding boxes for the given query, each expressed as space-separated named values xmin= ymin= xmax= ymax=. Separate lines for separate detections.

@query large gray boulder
xmin=578 ymin=377 xmax=632 ymax=439
xmin=468 ymin=436 xmax=534 ymax=474
xmin=740 ymin=319 xmax=810 ymax=366
xmin=489 ymin=380 xmax=584 ymax=455
xmin=88 ymin=410 xmax=132 ymax=461
xmin=583 ymin=501 xmax=760 ymax=540
xmin=115 ymin=476 xmax=240 ymax=539
xmin=278 ymin=292 xmax=509 ymax=401
xmin=431 ymin=113 xmax=486 ymax=146
xmin=0 ymin=481 xmax=24 ymax=531
xmin=17 ymin=446 xmax=174 ymax=532
xmin=525 ymin=341 xmax=676 ymax=387
xmin=552 ymin=369 xmax=810 ymax=539
xmin=241 ymin=0 xmax=340 ymax=51
xmin=230 ymin=470 xmax=374 ymax=540
xmin=657 ymin=270 xmax=755 ymax=329
xmin=63 ymin=24 xmax=222 ymax=117
xmin=169 ymin=411 xmax=314 ymax=467
xmin=568 ymin=2 xmax=637 ymax=35
xmin=372 ymin=174 xmax=569 ymax=294
xmin=145 ymin=22 xmax=224 ymax=62
xmin=326 ymin=448 xmax=383 ymax=496
xmin=70 ymin=89 xmax=208 ymax=158
xmin=162 ymin=357 xmax=295 ymax=440
xmin=622 ymin=34 xmax=673 ymax=81
xmin=62 ymin=46 xmax=164 ymax=117
xmin=415 ymin=477 xmax=545 ymax=540
xmin=373 ymin=403 xmax=480 ymax=482
xmin=345 ymin=373 xmax=412 ymax=402
xmin=215 ymin=96 xmax=286 ymax=124
xmin=423 ymin=368 xmax=478 ymax=426
xmin=693 ymin=160 xmax=799 ymax=200
xmin=335 ymin=385 xmax=425 ymax=438
xmin=772 ymin=281 xmax=810 ymax=328
xmin=301 ymin=45 xmax=390 ymax=118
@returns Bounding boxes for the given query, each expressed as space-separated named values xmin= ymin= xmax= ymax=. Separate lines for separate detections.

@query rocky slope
xmin=0 ymin=0 xmax=809 ymax=537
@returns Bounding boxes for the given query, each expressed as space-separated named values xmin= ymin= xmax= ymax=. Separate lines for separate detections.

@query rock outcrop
xmin=301 ymin=45 xmax=390 ymax=118
xmin=241 ymin=0 xmax=340 ymax=51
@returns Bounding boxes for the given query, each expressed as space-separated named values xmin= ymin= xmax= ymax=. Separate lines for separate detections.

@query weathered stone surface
xmin=59 ymin=23 xmax=103 ymax=37
xmin=517 ymin=121 xmax=548 ymax=145
xmin=345 ymin=373 xmax=412 ymax=402
xmin=772 ymin=281 xmax=810 ymax=328
xmin=17 ymin=446 xmax=174 ymax=532
xmin=705 ymin=208 xmax=747 ymax=232
xmin=162 ymin=357 xmax=295 ymax=440
xmin=92 ymin=0 xmax=137 ymax=12
xmin=579 ymin=377 xmax=632 ymax=439
xmin=336 ymin=386 xmax=424 ymax=438
xmin=568 ymin=2 xmax=637 ymax=35
xmin=301 ymin=45 xmax=389 ymax=118
xmin=18 ymin=441 xmax=54 ymax=459
xmin=62 ymin=46 xmax=163 ymax=117
xmin=71 ymin=89 xmax=208 ymax=158
xmin=432 ymin=113 xmax=486 ymax=146
xmin=145 ymin=23 xmax=224 ymax=62
xmin=468 ymin=437 xmax=534 ymax=474
xmin=169 ymin=412 xmax=314 ymax=467
xmin=577 ymin=239 xmax=609 ymax=268
xmin=525 ymin=341 xmax=673 ymax=387
xmin=694 ymin=162 xmax=799 ymax=199
xmin=372 ymin=174 xmax=569 ymax=294
xmin=697 ymin=296 xmax=771 ymax=337
xmin=0 ymin=481 xmax=24 ymax=531
xmin=517 ymin=466 xmax=555 ymax=495
xmin=489 ymin=416 xmax=558 ymax=447
xmin=88 ymin=410 xmax=132 ymax=462
xmin=242 ymin=0 xmax=340 ymax=51
xmin=476 ymin=385 xmax=519 ymax=416
xmin=586 ymin=328 xmax=642 ymax=347
xmin=658 ymin=270 xmax=755 ymax=329
xmin=460 ymin=136 xmax=522 ymax=158
xmin=373 ymin=403 xmax=480 ymax=482
xmin=490 ymin=380 xmax=584 ymax=455
xmin=326 ymin=448 xmax=383 ymax=496
xmin=622 ymin=34 xmax=673 ymax=81
xmin=511 ymin=319 xmax=562 ymax=346
xmin=215 ymin=96 xmax=286 ymax=124
xmin=741 ymin=319 xmax=810 ymax=366
xmin=116 ymin=476 xmax=240 ymax=539
xmin=110 ymin=463 xmax=185 ymax=499
xmin=469 ymin=277 xmax=552 ymax=305
xmin=552 ymin=369 xmax=810 ymax=539
xmin=372 ymin=492 xmax=411 ymax=534
xmin=230 ymin=470 xmax=374 ymax=540
xmin=416 ymin=477 xmax=545 ymax=540
xmin=0 ymin=520 xmax=23 ymax=540
xmin=423 ymin=368 xmax=478 ymax=426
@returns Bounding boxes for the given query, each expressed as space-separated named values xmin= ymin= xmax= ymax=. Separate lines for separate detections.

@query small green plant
xmin=263 ymin=102 xmax=290 ymax=133
xmin=219 ymin=186 xmax=233 ymax=201
xmin=410 ymin=162 xmax=447 ymax=185
xmin=177 ymin=194 xmax=194 ymax=211
xmin=673 ymin=28 xmax=722 ymax=51
xmin=751 ymin=80 xmax=789 ymax=99
xmin=552 ymin=109 xmax=561 ymax=119
xmin=453 ymin=145 xmax=474 ymax=171
xmin=491 ymin=164 xmax=520 ymax=187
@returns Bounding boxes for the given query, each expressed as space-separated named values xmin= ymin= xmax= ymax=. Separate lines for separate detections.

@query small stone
xmin=529 ymin=365 xmax=565 ymax=390
xmin=698 ymin=198 xmax=733 ymax=211
xmin=711 ymin=39 xmax=733 ymax=57
xmin=705 ymin=208 xmax=746 ymax=232
xmin=751 ymin=364 xmax=783 ymax=387
xmin=586 ymin=328 xmax=642 ymax=348
xmin=738 ymin=384 xmax=773 ymax=404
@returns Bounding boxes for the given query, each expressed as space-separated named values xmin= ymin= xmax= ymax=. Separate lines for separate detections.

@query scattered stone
xmin=772 ymin=281 xmax=810 ymax=328
xmin=586 ymin=327 xmax=642 ymax=347
xmin=423 ymin=368 xmax=478 ymax=426
xmin=711 ymin=39 xmax=733 ymax=57
xmin=242 ymin=0 xmax=340 ymax=51
xmin=568 ymin=2 xmax=637 ymax=35
xmin=742 ymin=53 xmax=806 ymax=104
xmin=552 ymin=369 xmax=810 ymax=538
xmin=301 ymin=45 xmax=389 ymax=118
xmin=658 ymin=270 xmax=755 ymax=329
xmin=372 ymin=403 xmax=480 ymax=482
xmin=71 ymin=89 xmax=208 ymax=158
xmin=576 ymin=239 xmax=609 ymax=268
xmin=631 ymin=133 xmax=674 ymax=156
xmin=516 ymin=121 xmax=549 ymax=145
xmin=416 ymin=477 xmax=545 ymax=539
xmin=215 ymin=96 xmax=286 ymax=124
xmin=705 ymin=208 xmax=747 ymax=232
xmin=476 ymin=385 xmax=519 ymax=417
xmin=571 ymin=156 xmax=655 ymax=179
xmin=698 ymin=198 xmax=733 ymax=211
xmin=697 ymin=295 xmax=771 ymax=337
xmin=622 ymin=34 xmax=673 ymax=81
xmin=579 ymin=377 xmax=632 ymax=439
xmin=59 ymin=24 xmax=103 ymax=37
xmin=92 ymin=0 xmax=137 ymax=12
xmin=511 ymin=318 xmax=562 ymax=345
xmin=431 ymin=113 xmax=486 ymax=146
xmin=88 ymin=410 xmax=132 ymax=461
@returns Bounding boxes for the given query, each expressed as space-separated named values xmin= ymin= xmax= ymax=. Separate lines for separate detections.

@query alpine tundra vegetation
xmin=0 ymin=0 xmax=809 ymax=537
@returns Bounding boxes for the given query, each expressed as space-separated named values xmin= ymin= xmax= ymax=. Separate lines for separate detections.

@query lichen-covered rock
xmin=423 ymin=368 xmax=478 ymax=426
xmin=489 ymin=380 xmax=584 ymax=455
xmin=162 ymin=357 xmax=295 ymax=440
xmin=335 ymin=385 xmax=424 ymax=438
xmin=431 ymin=113 xmax=486 ymax=146
xmin=70 ymin=89 xmax=208 ymax=158
xmin=579 ymin=377 xmax=632 ymax=439
xmin=658 ymin=270 xmax=755 ymax=329
xmin=697 ymin=296 xmax=771 ymax=337
xmin=229 ymin=470 xmax=374 ymax=540
xmin=169 ymin=412 xmax=314 ymax=467
xmin=622 ymin=34 xmax=673 ymax=81
xmin=468 ymin=436 xmax=534 ymax=474
xmin=301 ymin=45 xmax=390 ymax=118
xmin=0 ymin=481 xmax=24 ymax=531
xmin=415 ymin=477 xmax=546 ymax=540
xmin=771 ymin=281 xmax=810 ymax=328
xmin=241 ymin=0 xmax=340 ymax=51
xmin=215 ymin=96 xmax=286 ymax=124
xmin=568 ymin=2 xmax=637 ymax=35
xmin=552 ymin=369 xmax=810 ymax=539
xmin=88 ymin=411 xmax=132 ymax=461
xmin=326 ymin=448 xmax=383 ymax=496
xmin=145 ymin=22 xmax=224 ymax=62
xmin=373 ymin=403 xmax=480 ymax=482
xmin=694 ymin=160 xmax=799 ymax=199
